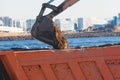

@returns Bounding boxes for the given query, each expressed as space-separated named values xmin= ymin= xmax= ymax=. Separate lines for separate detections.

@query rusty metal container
xmin=0 ymin=45 xmax=120 ymax=80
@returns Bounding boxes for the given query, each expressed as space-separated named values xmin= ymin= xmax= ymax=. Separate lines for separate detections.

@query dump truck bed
xmin=0 ymin=45 xmax=120 ymax=80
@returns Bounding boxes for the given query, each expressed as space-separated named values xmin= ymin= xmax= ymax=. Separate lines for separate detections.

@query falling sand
xmin=52 ymin=22 xmax=69 ymax=49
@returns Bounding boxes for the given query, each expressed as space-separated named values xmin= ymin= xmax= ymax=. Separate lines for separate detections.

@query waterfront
xmin=1 ymin=32 xmax=120 ymax=41
xmin=1 ymin=36 xmax=120 ymax=50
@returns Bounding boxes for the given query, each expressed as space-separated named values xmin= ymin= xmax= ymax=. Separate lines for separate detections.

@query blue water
xmin=1 ymin=36 xmax=120 ymax=50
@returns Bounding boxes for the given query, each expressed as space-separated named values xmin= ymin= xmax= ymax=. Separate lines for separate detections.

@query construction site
xmin=0 ymin=0 xmax=120 ymax=80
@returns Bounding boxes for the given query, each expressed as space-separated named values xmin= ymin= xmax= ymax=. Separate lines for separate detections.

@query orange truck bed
xmin=0 ymin=45 xmax=120 ymax=80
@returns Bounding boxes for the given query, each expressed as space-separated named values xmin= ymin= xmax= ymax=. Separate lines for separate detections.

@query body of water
xmin=1 ymin=36 xmax=120 ymax=50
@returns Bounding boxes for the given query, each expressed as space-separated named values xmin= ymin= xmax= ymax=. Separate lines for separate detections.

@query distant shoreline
xmin=0 ymin=32 xmax=120 ymax=41
xmin=0 ymin=32 xmax=33 ymax=41
xmin=64 ymin=32 xmax=120 ymax=38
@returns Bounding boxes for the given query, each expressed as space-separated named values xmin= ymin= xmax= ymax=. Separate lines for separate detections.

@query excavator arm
xmin=48 ymin=0 xmax=80 ymax=18
xmin=31 ymin=0 xmax=79 ymax=49
xmin=38 ymin=0 xmax=80 ymax=18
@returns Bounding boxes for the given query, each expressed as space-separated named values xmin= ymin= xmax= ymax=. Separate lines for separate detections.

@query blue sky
xmin=0 ymin=0 xmax=120 ymax=23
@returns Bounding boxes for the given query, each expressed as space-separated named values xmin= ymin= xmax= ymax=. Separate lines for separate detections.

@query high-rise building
xmin=2 ymin=17 xmax=12 ymax=27
xmin=16 ymin=21 xmax=21 ymax=28
xmin=26 ymin=19 xmax=35 ymax=32
xmin=77 ymin=18 xmax=83 ymax=30
xmin=12 ymin=20 xmax=21 ymax=28
xmin=107 ymin=16 xmax=117 ymax=26
xmin=74 ymin=23 xmax=78 ymax=30
xmin=112 ymin=16 xmax=117 ymax=26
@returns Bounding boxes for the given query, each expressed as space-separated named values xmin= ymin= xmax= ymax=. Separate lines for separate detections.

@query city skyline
xmin=1 ymin=12 xmax=120 ymax=31
xmin=0 ymin=0 xmax=120 ymax=24
xmin=0 ymin=12 xmax=120 ymax=32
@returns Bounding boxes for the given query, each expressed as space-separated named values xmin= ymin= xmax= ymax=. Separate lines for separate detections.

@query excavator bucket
xmin=31 ymin=16 xmax=69 ymax=49
xmin=31 ymin=0 xmax=79 ymax=49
